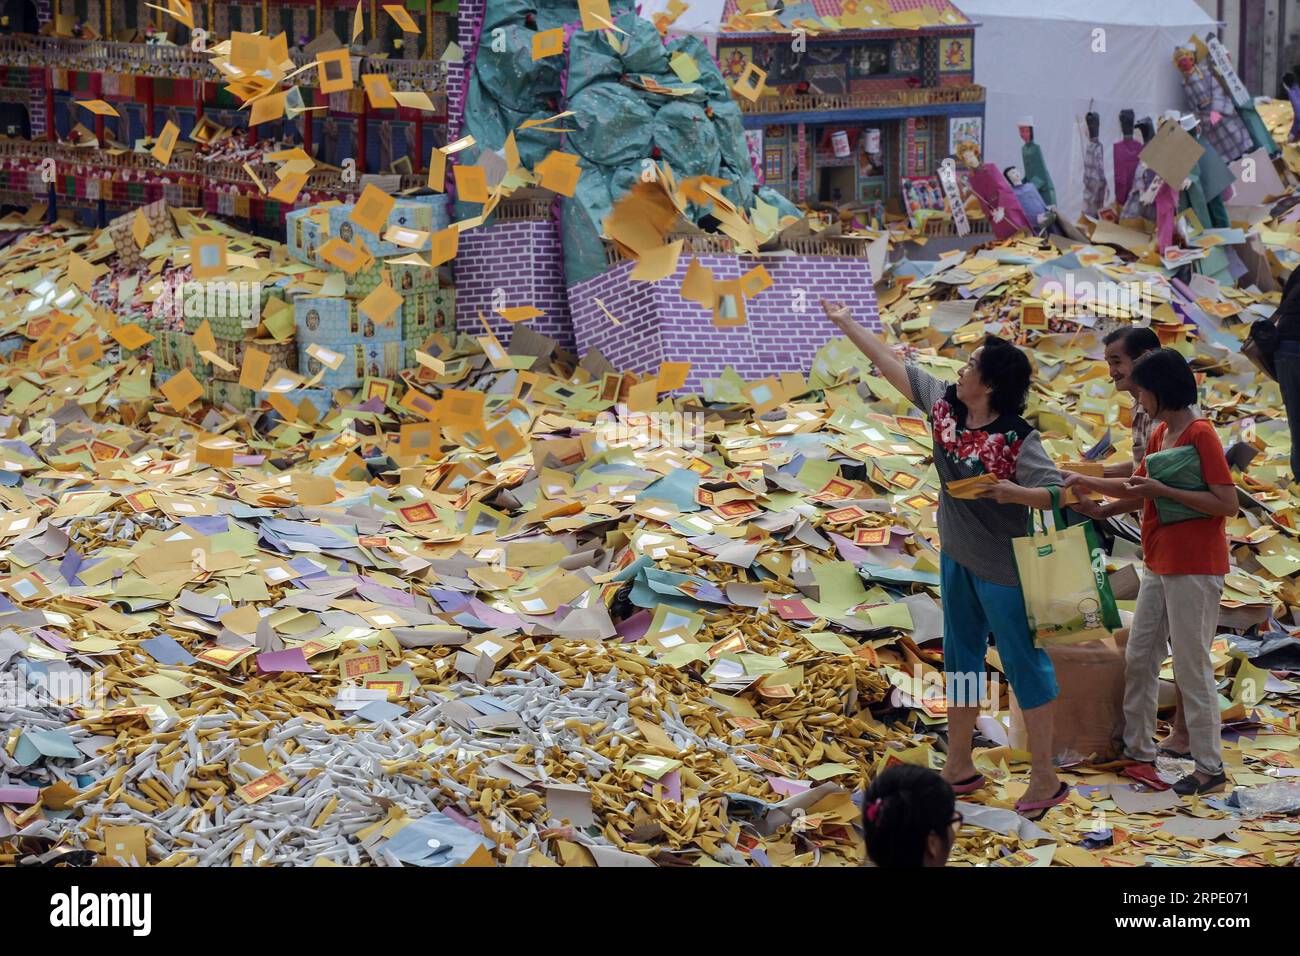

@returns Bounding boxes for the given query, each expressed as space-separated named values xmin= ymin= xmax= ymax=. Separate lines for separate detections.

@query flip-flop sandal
xmin=947 ymin=774 xmax=988 ymax=795
xmin=1015 ymin=782 xmax=1070 ymax=820
xmin=1123 ymin=762 xmax=1171 ymax=790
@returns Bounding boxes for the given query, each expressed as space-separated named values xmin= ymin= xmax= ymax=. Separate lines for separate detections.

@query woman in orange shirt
xmin=1067 ymin=349 xmax=1237 ymax=795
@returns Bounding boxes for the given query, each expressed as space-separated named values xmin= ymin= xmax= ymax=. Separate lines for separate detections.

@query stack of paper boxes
xmin=151 ymin=276 xmax=293 ymax=412
xmin=153 ymin=327 xmax=212 ymax=385
xmin=188 ymin=282 xmax=297 ymax=412
xmin=288 ymin=193 xmax=455 ymax=391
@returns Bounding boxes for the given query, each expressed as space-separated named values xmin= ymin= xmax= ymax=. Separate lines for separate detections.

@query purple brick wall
xmin=568 ymin=262 xmax=667 ymax=373
xmin=569 ymin=253 xmax=881 ymax=389
xmin=446 ymin=0 xmax=485 ymax=144
xmin=452 ymin=218 xmax=575 ymax=351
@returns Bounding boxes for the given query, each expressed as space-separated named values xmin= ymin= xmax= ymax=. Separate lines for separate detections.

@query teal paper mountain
xmin=459 ymin=0 xmax=800 ymax=284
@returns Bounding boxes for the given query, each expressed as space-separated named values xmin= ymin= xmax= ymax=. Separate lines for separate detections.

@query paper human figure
xmin=1017 ymin=116 xmax=1056 ymax=207
xmin=955 ymin=141 xmax=1030 ymax=239
xmin=1003 ymin=166 xmax=1048 ymax=229
xmin=1120 ymin=117 xmax=1158 ymax=222
xmin=1202 ymin=34 xmax=1278 ymax=158
xmin=1174 ymin=45 xmax=1252 ymax=163
xmin=1082 ymin=111 xmax=1107 ymax=218
xmin=1113 ymin=109 xmax=1143 ymax=214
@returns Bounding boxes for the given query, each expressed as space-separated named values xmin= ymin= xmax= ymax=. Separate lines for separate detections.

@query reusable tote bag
xmin=1013 ymin=488 xmax=1122 ymax=647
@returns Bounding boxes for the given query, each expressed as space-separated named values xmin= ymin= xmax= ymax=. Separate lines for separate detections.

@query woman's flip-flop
xmin=1015 ymin=782 xmax=1070 ymax=821
xmin=948 ymin=774 xmax=988 ymax=795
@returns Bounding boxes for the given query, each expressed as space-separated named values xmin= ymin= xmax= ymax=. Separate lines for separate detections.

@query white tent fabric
xmin=638 ymin=0 xmax=727 ymax=35
xmin=959 ymin=0 xmax=1219 ymax=222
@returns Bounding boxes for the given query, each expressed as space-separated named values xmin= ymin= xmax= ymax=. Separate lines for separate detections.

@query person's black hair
xmin=862 ymin=765 xmax=955 ymax=868
xmin=974 ymin=334 xmax=1031 ymax=417
xmin=1002 ymin=166 xmax=1018 ymax=182
xmin=1129 ymin=347 xmax=1199 ymax=412
xmin=1102 ymin=325 xmax=1161 ymax=360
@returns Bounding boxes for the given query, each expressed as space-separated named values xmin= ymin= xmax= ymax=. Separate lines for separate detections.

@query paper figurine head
xmin=1120 ymin=109 xmax=1135 ymax=136
xmin=1003 ymin=166 xmax=1024 ymax=187
xmin=1174 ymin=45 xmax=1197 ymax=73
xmin=954 ymin=140 xmax=981 ymax=169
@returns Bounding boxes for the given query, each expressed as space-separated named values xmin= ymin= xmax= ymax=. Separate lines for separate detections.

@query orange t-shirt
xmin=1136 ymin=419 xmax=1232 ymax=576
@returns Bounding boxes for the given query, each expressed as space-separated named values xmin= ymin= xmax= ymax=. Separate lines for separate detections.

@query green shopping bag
xmin=1144 ymin=444 xmax=1210 ymax=524
xmin=1012 ymin=487 xmax=1122 ymax=647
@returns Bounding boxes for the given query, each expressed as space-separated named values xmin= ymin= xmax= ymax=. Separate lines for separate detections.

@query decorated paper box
xmin=206 ymin=379 xmax=258 ymax=412
xmin=294 ymin=295 xmax=403 ymax=349
xmin=298 ymin=339 xmax=404 ymax=390
xmin=257 ymin=387 xmax=334 ymax=421
xmin=286 ymin=207 xmax=328 ymax=266
xmin=326 ymin=199 xmax=434 ymax=259
xmin=153 ymin=330 xmax=212 ymax=379
xmin=346 ymin=258 xmax=440 ymax=298
xmin=213 ymin=337 xmax=298 ymax=383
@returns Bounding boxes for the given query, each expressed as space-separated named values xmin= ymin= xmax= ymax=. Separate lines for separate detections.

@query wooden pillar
xmin=302 ymin=101 xmax=313 ymax=155
xmin=414 ymin=109 xmax=423 ymax=173
xmin=357 ymin=97 xmax=368 ymax=176
xmin=425 ymin=0 xmax=432 ymax=58
xmin=45 ymin=70 xmax=55 ymax=142
xmin=796 ymin=122 xmax=808 ymax=204
xmin=106 ymin=0 xmax=112 ymax=39
xmin=262 ymin=0 xmax=269 ymax=31
xmin=316 ymin=0 xmax=322 ymax=35
xmin=145 ymin=78 xmax=156 ymax=136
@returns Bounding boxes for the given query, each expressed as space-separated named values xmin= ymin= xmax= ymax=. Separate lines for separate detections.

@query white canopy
xmin=638 ymin=0 xmax=728 ymax=36
xmin=958 ymin=0 xmax=1220 ymax=221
